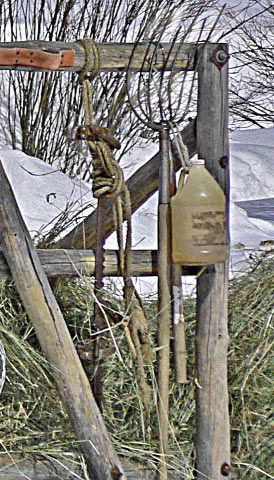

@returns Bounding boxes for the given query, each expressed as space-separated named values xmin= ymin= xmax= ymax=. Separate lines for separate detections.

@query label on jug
xmin=191 ymin=209 xmax=226 ymax=246
xmin=172 ymin=205 xmax=227 ymax=247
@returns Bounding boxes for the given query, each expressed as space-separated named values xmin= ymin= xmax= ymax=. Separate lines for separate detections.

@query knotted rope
xmin=78 ymin=39 xmax=152 ymax=409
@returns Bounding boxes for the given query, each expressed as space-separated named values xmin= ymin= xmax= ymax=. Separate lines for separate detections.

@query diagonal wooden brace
xmin=0 ymin=160 xmax=126 ymax=480
xmin=0 ymin=47 xmax=75 ymax=71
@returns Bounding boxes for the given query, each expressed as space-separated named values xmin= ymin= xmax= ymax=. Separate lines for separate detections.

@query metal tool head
xmin=126 ymin=7 xmax=224 ymax=135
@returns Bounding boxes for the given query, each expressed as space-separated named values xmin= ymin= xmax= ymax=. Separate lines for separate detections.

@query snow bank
xmin=0 ymin=149 xmax=95 ymax=242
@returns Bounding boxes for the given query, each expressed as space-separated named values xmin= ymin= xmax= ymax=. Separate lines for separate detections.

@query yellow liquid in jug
xmin=171 ymin=164 xmax=229 ymax=265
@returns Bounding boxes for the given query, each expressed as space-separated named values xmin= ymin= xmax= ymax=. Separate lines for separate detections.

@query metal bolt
xmin=221 ymin=462 xmax=231 ymax=477
xmin=211 ymin=47 xmax=229 ymax=69
xmin=216 ymin=50 xmax=228 ymax=64
xmin=219 ymin=156 xmax=229 ymax=169
xmin=111 ymin=465 xmax=123 ymax=479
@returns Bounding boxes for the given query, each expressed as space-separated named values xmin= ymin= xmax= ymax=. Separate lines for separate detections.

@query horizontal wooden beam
xmin=0 ymin=454 xmax=183 ymax=479
xmin=0 ymin=41 xmax=224 ymax=72
xmin=0 ymin=249 xmax=198 ymax=280
xmin=55 ymin=119 xmax=196 ymax=250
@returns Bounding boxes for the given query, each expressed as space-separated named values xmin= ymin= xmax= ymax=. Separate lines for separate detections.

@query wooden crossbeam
xmin=0 ymin=41 xmax=224 ymax=72
xmin=0 ymin=453 xmax=183 ymax=480
xmin=0 ymin=249 xmax=198 ymax=280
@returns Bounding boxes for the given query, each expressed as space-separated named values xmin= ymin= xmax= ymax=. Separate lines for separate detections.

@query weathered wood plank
xmin=195 ymin=43 xmax=231 ymax=480
xmin=0 ymin=454 xmax=184 ymax=479
xmin=0 ymin=162 xmax=126 ymax=480
xmin=0 ymin=249 xmax=199 ymax=280
xmin=0 ymin=41 xmax=224 ymax=72
xmin=55 ymin=119 xmax=196 ymax=250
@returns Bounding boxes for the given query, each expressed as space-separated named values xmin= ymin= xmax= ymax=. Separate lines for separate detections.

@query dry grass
xmin=0 ymin=251 xmax=273 ymax=479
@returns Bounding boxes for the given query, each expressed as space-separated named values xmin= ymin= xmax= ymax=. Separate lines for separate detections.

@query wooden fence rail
xmin=0 ymin=453 xmax=184 ymax=480
xmin=0 ymin=41 xmax=224 ymax=73
xmin=0 ymin=249 xmax=198 ymax=280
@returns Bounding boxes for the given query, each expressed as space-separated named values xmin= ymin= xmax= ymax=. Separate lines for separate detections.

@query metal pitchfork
xmin=126 ymin=10 xmax=222 ymax=479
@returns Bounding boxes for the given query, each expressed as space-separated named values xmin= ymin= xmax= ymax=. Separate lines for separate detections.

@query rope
xmin=77 ymin=38 xmax=101 ymax=82
xmin=81 ymin=77 xmax=133 ymax=284
xmin=78 ymin=42 xmax=152 ymax=410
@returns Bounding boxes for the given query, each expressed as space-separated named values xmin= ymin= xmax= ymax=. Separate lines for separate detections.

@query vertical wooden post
xmin=195 ymin=44 xmax=231 ymax=480
xmin=0 ymin=161 xmax=126 ymax=480
xmin=157 ymin=129 xmax=172 ymax=480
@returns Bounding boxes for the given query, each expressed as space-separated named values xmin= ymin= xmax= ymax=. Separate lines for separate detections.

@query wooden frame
xmin=0 ymin=40 xmax=230 ymax=480
xmin=196 ymin=43 xmax=230 ymax=480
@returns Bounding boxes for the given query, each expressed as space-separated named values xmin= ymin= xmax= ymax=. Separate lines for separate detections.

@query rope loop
xmin=90 ymin=142 xmax=125 ymax=199
xmin=77 ymin=38 xmax=101 ymax=82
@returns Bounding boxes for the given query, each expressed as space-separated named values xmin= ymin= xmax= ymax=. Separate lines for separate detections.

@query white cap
xmin=191 ymin=158 xmax=205 ymax=165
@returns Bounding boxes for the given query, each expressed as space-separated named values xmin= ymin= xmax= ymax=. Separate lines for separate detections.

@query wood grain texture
xmin=55 ymin=119 xmax=196 ymax=249
xmin=195 ymin=43 xmax=231 ymax=480
xmin=0 ymin=41 xmax=221 ymax=72
xmin=0 ymin=248 xmax=199 ymax=279
xmin=0 ymin=454 xmax=184 ymax=479
xmin=0 ymin=161 xmax=126 ymax=480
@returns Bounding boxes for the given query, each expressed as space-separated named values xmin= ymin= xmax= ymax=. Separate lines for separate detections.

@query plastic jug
xmin=171 ymin=159 xmax=229 ymax=265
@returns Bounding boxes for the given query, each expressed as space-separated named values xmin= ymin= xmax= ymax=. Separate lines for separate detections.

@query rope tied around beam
xmin=77 ymin=38 xmax=101 ymax=82
xmin=77 ymin=40 xmax=153 ymax=411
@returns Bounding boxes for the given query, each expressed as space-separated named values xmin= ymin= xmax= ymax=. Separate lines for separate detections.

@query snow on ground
xmin=0 ymin=149 xmax=95 ymax=242
xmin=229 ymin=128 xmax=274 ymax=274
xmin=0 ymin=127 xmax=274 ymax=295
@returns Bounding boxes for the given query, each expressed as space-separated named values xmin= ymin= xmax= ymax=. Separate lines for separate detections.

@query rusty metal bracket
xmin=211 ymin=46 xmax=229 ymax=70
xmin=74 ymin=124 xmax=121 ymax=150
xmin=0 ymin=47 xmax=75 ymax=71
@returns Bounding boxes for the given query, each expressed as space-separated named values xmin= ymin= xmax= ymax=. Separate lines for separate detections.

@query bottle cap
xmin=191 ymin=158 xmax=205 ymax=165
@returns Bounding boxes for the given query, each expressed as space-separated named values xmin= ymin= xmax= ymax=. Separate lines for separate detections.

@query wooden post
xmin=195 ymin=44 xmax=231 ymax=479
xmin=157 ymin=129 xmax=172 ymax=480
xmin=0 ymin=161 xmax=126 ymax=480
